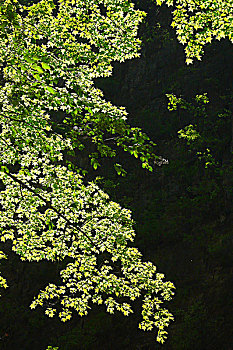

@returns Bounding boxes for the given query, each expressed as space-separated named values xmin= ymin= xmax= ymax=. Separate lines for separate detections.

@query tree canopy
xmin=0 ymin=0 xmax=174 ymax=345
xmin=155 ymin=0 xmax=233 ymax=63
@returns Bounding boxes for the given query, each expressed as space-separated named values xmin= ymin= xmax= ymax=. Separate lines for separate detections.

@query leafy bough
xmin=155 ymin=0 xmax=233 ymax=64
xmin=0 ymin=151 xmax=175 ymax=343
xmin=0 ymin=0 xmax=175 ymax=343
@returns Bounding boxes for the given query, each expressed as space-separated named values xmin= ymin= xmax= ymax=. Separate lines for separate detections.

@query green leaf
xmin=45 ymin=86 xmax=56 ymax=94
xmin=32 ymin=64 xmax=44 ymax=74
xmin=32 ymin=73 xmax=41 ymax=80
xmin=25 ymin=56 xmax=35 ymax=64
xmin=41 ymin=62 xmax=51 ymax=70
xmin=0 ymin=166 xmax=9 ymax=173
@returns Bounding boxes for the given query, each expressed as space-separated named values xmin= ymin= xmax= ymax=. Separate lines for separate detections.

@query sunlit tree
xmin=155 ymin=0 xmax=233 ymax=63
xmin=0 ymin=0 xmax=174 ymax=344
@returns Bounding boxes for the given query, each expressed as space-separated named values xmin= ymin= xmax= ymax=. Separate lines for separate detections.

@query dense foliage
xmin=0 ymin=0 xmax=175 ymax=347
xmin=155 ymin=0 xmax=233 ymax=63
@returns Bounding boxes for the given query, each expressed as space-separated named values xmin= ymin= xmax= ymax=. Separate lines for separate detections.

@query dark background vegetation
xmin=0 ymin=0 xmax=232 ymax=349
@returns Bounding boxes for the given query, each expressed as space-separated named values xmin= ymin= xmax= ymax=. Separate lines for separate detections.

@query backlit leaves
xmin=0 ymin=0 xmax=175 ymax=343
xmin=155 ymin=0 xmax=233 ymax=63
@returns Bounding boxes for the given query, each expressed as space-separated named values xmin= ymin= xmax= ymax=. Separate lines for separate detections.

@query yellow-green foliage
xmin=0 ymin=0 xmax=174 ymax=343
xmin=155 ymin=0 xmax=233 ymax=63
xmin=0 ymin=251 xmax=8 ymax=293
